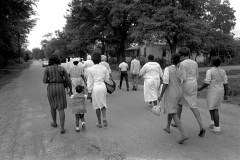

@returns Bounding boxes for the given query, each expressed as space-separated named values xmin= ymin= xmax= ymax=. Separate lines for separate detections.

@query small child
xmin=71 ymin=85 xmax=87 ymax=132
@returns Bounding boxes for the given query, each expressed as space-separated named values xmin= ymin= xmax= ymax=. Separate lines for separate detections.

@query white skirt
xmin=143 ymin=78 xmax=160 ymax=102
xmin=92 ymin=82 xmax=107 ymax=109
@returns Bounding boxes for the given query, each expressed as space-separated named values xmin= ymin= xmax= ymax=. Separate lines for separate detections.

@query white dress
xmin=139 ymin=62 xmax=163 ymax=102
xmin=87 ymin=64 xmax=109 ymax=109
xmin=82 ymin=60 xmax=94 ymax=78
xmin=205 ymin=67 xmax=228 ymax=110
xmin=69 ymin=64 xmax=84 ymax=95
xmin=179 ymin=59 xmax=198 ymax=108
xmin=100 ymin=61 xmax=111 ymax=74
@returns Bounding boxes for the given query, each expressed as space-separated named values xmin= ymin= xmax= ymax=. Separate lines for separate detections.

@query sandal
xmin=178 ymin=136 xmax=189 ymax=144
xmin=51 ymin=122 xmax=57 ymax=128
xmin=96 ymin=123 xmax=102 ymax=128
xmin=60 ymin=129 xmax=66 ymax=134
xmin=199 ymin=128 xmax=206 ymax=137
xmin=82 ymin=123 xmax=86 ymax=131
xmin=171 ymin=124 xmax=177 ymax=128
xmin=103 ymin=119 xmax=108 ymax=127
xmin=164 ymin=128 xmax=170 ymax=133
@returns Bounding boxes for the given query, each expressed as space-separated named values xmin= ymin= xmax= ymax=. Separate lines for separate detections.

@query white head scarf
xmin=87 ymin=55 xmax=91 ymax=60
xmin=101 ymin=55 xmax=106 ymax=61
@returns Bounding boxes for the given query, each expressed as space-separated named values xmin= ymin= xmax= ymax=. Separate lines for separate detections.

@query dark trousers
xmin=119 ymin=71 xmax=129 ymax=89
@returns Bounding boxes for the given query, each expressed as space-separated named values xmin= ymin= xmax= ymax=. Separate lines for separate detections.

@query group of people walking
xmin=43 ymin=50 xmax=228 ymax=144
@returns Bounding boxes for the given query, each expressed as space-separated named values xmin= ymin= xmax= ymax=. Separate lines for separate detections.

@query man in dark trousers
xmin=118 ymin=58 xmax=129 ymax=91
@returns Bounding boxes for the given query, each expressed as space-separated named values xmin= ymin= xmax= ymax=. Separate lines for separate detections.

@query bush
xmin=154 ymin=58 xmax=170 ymax=69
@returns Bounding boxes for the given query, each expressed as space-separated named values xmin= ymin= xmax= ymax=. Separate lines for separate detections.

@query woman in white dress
xmin=87 ymin=52 xmax=110 ymax=128
xmin=172 ymin=48 xmax=206 ymax=137
xmin=69 ymin=59 xmax=85 ymax=95
xmin=158 ymin=54 xmax=188 ymax=144
xmin=198 ymin=57 xmax=228 ymax=134
xmin=139 ymin=55 xmax=163 ymax=107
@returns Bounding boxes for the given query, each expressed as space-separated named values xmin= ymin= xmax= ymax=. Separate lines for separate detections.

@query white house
xmin=125 ymin=41 xmax=204 ymax=63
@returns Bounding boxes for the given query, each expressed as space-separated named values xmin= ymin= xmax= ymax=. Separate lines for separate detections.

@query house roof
xmin=126 ymin=46 xmax=140 ymax=50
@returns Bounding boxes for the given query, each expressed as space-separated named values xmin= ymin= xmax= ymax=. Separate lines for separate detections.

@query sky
xmin=27 ymin=0 xmax=240 ymax=51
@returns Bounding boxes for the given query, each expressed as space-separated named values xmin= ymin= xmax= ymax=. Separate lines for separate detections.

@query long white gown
xmin=87 ymin=64 xmax=109 ymax=109
xmin=179 ymin=59 xmax=198 ymax=108
xmin=139 ymin=62 xmax=163 ymax=102
xmin=69 ymin=64 xmax=84 ymax=95
xmin=205 ymin=67 xmax=228 ymax=110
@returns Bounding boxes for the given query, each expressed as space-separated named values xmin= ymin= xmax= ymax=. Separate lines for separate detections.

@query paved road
xmin=0 ymin=61 xmax=239 ymax=160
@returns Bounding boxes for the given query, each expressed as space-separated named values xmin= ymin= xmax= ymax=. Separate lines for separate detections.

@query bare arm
xmin=158 ymin=83 xmax=168 ymax=102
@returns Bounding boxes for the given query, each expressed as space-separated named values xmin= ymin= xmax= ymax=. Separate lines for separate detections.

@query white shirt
xmin=139 ymin=62 xmax=163 ymax=79
xmin=180 ymin=59 xmax=199 ymax=82
xmin=100 ymin=61 xmax=111 ymax=73
xmin=119 ymin=62 xmax=128 ymax=71
xmin=82 ymin=60 xmax=94 ymax=77
xmin=130 ymin=59 xmax=141 ymax=74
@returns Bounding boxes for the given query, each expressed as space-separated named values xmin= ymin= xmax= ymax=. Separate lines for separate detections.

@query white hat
xmin=87 ymin=55 xmax=91 ymax=60
xmin=101 ymin=55 xmax=106 ymax=61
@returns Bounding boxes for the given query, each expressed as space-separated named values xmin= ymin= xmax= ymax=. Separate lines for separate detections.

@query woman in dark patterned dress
xmin=43 ymin=54 xmax=72 ymax=134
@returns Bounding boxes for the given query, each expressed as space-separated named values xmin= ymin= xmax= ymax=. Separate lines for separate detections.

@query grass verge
xmin=0 ymin=61 xmax=32 ymax=88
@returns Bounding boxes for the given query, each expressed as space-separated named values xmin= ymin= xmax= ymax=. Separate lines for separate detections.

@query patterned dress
xmin=72 ymin=93 xmax=87 ymax=114
xmin=43 ymin=64 xmax=71 ymax=110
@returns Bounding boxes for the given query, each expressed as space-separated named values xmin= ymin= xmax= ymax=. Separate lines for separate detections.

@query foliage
xmin=0 ymin=0 xmax=38 ymax=65
xmin=64 ymin=0 xmax=137 ymax=61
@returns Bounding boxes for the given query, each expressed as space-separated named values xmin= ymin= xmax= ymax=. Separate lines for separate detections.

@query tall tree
xmin=0 ymin=0 xmax=37 ymax=65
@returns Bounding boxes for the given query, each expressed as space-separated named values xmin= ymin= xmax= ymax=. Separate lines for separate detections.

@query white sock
xmin=210 ymin=121 xmax=214 ymax=125
xmin=82 ymin=122 xmax=85 ymax=125
xmin=76 ymin=127 xmax=80 ymax=130
xmin=214 ymin=126 xmax=220 ymax=131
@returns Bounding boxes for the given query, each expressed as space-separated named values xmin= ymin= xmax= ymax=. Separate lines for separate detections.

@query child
xmin=71 ymin=85 xmax=87 ymax=132
xmin=198 ymin=56 xmax=228 ymax=134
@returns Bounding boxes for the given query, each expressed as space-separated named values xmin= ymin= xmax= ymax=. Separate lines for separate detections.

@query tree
xmin=132 ymin=0 xmax=206 ymax=54
xmin=65 ymin=0 xmax=137 ymax=61
xmin=0 ymin=0 xmax=37 ymax=65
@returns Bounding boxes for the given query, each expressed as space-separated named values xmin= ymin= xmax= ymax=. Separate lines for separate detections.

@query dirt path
xmin=0 ymin=61 xmax=239 ymax=160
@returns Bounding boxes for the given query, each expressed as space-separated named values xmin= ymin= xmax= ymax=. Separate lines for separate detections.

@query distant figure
xmin=158 ymin=53 xmax=189 ymax=144
xmin=118 ymin=58 xmax=129 ymax=91
xmin=69 ymin=58 xmax=85 ymax=95
xmin=70 ymin=85 xmax=87 ymax=132
xmin=100 ymin=55 xmax=112 ymax=78
xmin=139 ymin=54 xmax=163 ymax=107
xmin=130 ymin=55 xmax=141 ymax=91
xmin=43 ymin=54 xmax=73 ymax=134
xmin=82 ymin=55 xmax=94 ymax=80
xmin=198 ymin=57 xmax=228 ymax=134
xmin=87 ymin=51 xmax=110 ymax=128
xmin=172 ymin=48 xmax=206 ymax=137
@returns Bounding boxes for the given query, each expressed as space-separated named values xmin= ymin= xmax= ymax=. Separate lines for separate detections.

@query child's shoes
xmin=82 ymin=123 xmax=86 ymax=131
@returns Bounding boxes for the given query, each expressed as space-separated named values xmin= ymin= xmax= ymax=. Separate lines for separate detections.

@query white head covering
xmin=101 ymin=55 xmax=106 ymax=61
xmin=87 ymin=55 xmax=91 ymax=60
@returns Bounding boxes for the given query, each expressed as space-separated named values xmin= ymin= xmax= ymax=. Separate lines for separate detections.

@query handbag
xmin=152 ymin=101 xmax=164 ymax=116
xmin=104 ymin=78 xmax=116 ymax=94
xmin=54 ymin=66 xmax=68 ymax=88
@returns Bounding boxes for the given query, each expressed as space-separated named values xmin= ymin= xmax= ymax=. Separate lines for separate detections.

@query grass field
xmin=0 ymin=61 xmax=32 ymax=88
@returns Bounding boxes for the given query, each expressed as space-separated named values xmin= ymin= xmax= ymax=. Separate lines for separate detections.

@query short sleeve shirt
xmin=119 ymin=62 xmax=128 ymax=71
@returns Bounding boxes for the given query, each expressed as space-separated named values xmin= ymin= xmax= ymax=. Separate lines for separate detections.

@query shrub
xmin=154 ymin=58 xmax=170 ymax=69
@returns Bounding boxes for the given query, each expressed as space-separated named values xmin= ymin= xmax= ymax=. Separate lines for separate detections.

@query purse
xmin=152 ymin=101 xmax=164 ymax=116
xmin=104 ymin=78 xmax=116 ymax=94
xmin=54 ymin=66 xmax=68 ymax=88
